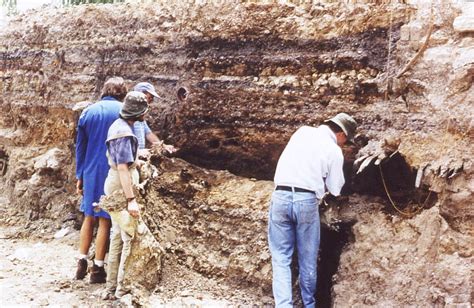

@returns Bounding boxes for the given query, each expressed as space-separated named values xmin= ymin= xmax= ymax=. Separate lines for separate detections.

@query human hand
xmin=136 ymin=159 xmax=146 ymax=168
xmin=76 ymin=179 xmax=83 ymax=196
xmin=163 ymin=144 xmax=177 ymax=154
xmin=320 ymin=192 xmax=330 ymax=209
xmin=321 ymin=193 xmax=348 ymax=208
xmin=127 ymin=199 xmax=140 ymax=218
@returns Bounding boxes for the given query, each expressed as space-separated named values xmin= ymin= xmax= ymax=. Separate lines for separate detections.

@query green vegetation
xmin=1 ymin=0 xmax=17 ymax=16
xmin=62 ymin=0 xmax=125 ymax=6
xmin=1 ymin=0 xmax=126 ymax=16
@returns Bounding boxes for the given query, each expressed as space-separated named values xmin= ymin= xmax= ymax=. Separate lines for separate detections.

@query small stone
xmin=453 ymin=15 xmax=474 ymax=33
xmin=119 ymin=294 xmax=133 ymax=306
xmin=53 ymin=227 xmax=69 ymax=239
xmin=328 ymin=76 xmax=342 ymax=88
xmin=180 ymin=290 xmax=192 ymax=297
xmin=39 ymin=298 xmax=49 ymax=305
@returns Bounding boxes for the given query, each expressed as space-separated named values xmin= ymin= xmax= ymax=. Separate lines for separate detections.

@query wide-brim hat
xmin=120 ymin=91 xmax=149 ymax=119
xmin=134 ymin=82 xmax=160 ymax=99
xmin=325 ymin=113 xmax=357 ymax=141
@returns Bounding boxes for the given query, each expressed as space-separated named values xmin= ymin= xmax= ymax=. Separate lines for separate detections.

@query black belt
xmin=275 ymin=185 xmax=315 ymax=194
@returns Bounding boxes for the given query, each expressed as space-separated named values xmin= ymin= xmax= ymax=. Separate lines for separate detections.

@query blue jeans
xmin=268 ymin=190 xmax=320 ymax=308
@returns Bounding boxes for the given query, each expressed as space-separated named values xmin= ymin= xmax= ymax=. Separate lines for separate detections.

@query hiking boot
xmin=75 ymin=258 xmax=88 ymax=280
xmin=90 ymin=263 xmax=106 ymax=284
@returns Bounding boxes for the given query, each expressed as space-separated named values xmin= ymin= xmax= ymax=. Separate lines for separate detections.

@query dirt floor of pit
xmin=0 ymin=223 xmax=271 ymax=307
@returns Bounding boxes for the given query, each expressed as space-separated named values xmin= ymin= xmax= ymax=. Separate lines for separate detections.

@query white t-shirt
xmin=274 ymin=125 xmax=345 ymax=199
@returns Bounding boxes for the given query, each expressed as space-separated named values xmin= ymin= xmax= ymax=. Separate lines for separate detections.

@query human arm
xmin=75 ymin=113 xmax=87 ymax=195
xmin=146 ymin=131 xmax=177 ymax=152
xmin=147 ymin=133 xmax=177 ymax=154
xmin=143 ymin=122 xmax=177 ymax=153
xmin=143 ymin=122 xmax=158 ymax=143
xmin=145 ymin=132 xmax=160 ymax=144
xmin=325 ymin=150 xmax=345 ymax=197
xmin=76 ymin=179 xmax=83 ymax=195
xmin=152 ymin=139 xmax=177 ymax=154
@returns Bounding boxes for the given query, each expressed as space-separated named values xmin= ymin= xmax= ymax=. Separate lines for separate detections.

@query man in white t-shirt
xmin=269 ymin=113 xmax=357 ymax=308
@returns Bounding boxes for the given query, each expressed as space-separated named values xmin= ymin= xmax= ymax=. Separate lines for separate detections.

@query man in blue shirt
xmin=75 ymin=77 xmax=127 ymax=283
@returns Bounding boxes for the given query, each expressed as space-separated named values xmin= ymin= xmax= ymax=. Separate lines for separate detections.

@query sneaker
xmin=90 ymin=263 xmax=106 ymax=284
xmin=102 ymin=290 xmax=116 ymax=301
xmin=75 ymin=258 xmax=88 ymax=280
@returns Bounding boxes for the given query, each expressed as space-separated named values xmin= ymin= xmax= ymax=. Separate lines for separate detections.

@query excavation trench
xmin=134 ymin=143 xmax=439 ymax=306
xmin=1 ymin=1 xmax=472 ymax=306
xmin=155 ymin=139 xmax=443 ymax=306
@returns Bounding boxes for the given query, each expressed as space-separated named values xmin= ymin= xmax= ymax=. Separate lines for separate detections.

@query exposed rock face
xmin=135 ymin=153 xmax=472 ymax=306
xmin=0 ymin=2 xmax=412 ymax=180
xmin=140 ymin=155 xmax=272 ymax=290
xmin=0 ymin=1 xmax=472 ymax=306
xmin=333 ymin=206 xmax=472 ymax=306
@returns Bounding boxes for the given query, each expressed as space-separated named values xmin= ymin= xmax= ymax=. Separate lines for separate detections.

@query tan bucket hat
xmin=325 ymin=113 xmax=357 ymax=140
xmin=120 ymin=91 xmax=149 ymax=119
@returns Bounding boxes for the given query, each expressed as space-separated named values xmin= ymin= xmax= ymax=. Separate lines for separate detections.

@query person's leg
xmin=115 ymin=227 xmax=133 ymax=298
xmin=90 ymin=216 xmax=111 ymax=283
xmin=79 ymin=215 xmax=95 ymax=255
xmin=76 ymin=215 xmax=95 ymax=279
xmin=105 ymin=218 xmax=122 ymax=293
xmin=295 ymin=195 xmax=320 ymax=308
xmin=268 ymin=191 xmax=296 ymax=308
xmin=95 ymin=217 xmax=111 ymax=261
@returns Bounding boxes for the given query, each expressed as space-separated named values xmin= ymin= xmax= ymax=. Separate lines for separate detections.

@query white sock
xmin=94 ymin=260 xmax=104 ymax=267
xmin=78 ymin=254 xmax=87 ymax=260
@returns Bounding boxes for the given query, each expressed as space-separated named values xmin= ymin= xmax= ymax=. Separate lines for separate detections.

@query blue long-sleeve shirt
xmin=75 ymin=96 xmax=122 ymax=218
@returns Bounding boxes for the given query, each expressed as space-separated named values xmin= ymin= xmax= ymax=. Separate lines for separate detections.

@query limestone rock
xmin=33 ymin=148 xmax=67 ymax=171
xmin=453 ymin=15 xmax=474 ymax=33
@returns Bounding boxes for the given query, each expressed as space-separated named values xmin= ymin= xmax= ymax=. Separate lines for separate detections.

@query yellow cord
xmin=379 ymin=164 xmax=432 ymax=217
